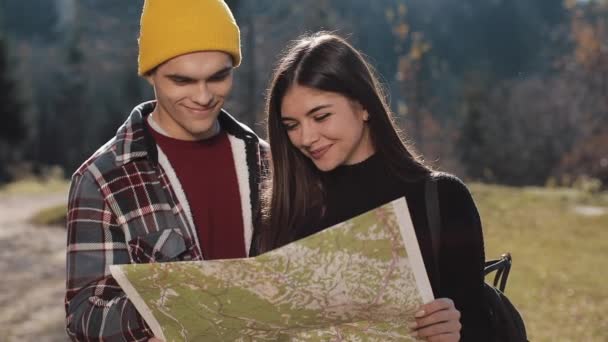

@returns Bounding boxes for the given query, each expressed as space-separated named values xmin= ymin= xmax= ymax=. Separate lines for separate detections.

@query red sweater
xmin=148 ymin=121 xmax=246 ymax=260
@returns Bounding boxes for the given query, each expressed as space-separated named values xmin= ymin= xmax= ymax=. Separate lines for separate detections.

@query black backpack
xmin=483 ymin=254 xmax=528 ymax=341
xmin=424 ymin=177 xmax=528 ymax=341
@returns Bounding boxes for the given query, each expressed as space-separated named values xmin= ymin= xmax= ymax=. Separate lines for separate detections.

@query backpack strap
xmin=424 ymin=174 xmax=441 ymax=292
xmin=484 ymin=253 xmax=512 ymax=292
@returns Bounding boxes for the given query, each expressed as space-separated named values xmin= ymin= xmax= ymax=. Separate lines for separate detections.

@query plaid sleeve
xmin=65 ymin=171 xmax=154 ymax=341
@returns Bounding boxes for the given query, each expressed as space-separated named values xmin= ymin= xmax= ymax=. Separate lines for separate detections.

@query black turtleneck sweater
xmin=294 ymin=154 xmax=490 ymax=341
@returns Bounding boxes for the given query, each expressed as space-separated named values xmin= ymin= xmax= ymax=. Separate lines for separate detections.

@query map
xmin=110 ymin=197 xmax=433 ymax=341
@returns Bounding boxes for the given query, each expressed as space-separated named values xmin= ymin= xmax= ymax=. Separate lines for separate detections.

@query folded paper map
xmin=110 ymin=197 xmax=433 ymax=341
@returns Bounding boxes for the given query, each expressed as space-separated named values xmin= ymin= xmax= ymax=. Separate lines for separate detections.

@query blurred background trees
xmin=0 ymin=33 xmax=28 ymax=181
xmin=0 ymin=0 xmax=605 ymax=189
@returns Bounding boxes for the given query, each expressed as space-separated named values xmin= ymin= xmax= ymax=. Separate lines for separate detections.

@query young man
xmin=65 ymin=1 xmax=269 ymax=340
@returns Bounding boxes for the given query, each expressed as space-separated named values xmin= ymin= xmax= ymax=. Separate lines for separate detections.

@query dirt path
xmin=0 ymin=191 xmax=69 ymax=342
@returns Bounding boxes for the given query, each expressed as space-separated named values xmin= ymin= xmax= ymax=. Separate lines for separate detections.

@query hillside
xmin=471 ymin=183 xmax=607 ymax=341
xmin=0 ymin=181 xmax=606 ymax=341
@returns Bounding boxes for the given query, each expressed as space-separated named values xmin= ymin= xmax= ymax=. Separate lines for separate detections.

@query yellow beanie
xmin=138 ymin=0 xmax=241 ymax=75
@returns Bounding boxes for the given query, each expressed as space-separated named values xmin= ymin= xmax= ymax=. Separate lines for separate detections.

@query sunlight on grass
xmin=470 ymin=183 xmax=608 ymax=342
xmin=29 ymin=204 xmax=67 ymax=226
xmin=0 ymin=178 xmax=69 ymax=196
xmin=15 ymin=181 xmax=607 ymax=341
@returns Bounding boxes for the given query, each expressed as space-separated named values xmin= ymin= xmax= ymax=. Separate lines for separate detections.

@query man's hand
xmin=148 ymin=338 xmax=164 ymax=342
xmin=409 ymin=298 xmax=461 ymax=341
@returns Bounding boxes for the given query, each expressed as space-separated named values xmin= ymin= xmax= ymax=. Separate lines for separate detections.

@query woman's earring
xmin=361 ymin=107 xmax=370 ymax=122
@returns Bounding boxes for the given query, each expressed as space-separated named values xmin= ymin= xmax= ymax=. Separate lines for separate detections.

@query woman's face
xmin=280 ymin=84 xmax=375 ymax=171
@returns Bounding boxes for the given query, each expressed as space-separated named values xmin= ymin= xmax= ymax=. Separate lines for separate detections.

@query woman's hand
xmin=410 ymin=298 xmax=461 ymax=341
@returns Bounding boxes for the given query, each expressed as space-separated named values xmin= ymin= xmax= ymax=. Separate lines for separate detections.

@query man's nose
xmin=192 ymin=82 xmax=213 ymax=107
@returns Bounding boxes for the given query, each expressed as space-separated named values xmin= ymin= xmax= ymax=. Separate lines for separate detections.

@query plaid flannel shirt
xmin=65 ymin=101 xmax=269 ymax=341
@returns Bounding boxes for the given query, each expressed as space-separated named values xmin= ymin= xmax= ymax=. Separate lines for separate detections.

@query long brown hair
xmin=258 ymin=32 xmax=430 ymax=253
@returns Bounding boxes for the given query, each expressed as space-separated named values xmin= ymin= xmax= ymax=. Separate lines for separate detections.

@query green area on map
xmin=116 ymin=201 xmax=424 ymax=341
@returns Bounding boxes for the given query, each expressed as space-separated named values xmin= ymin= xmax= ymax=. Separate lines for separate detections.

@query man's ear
xmin=144 ymin=74 xmax=155 ymax=87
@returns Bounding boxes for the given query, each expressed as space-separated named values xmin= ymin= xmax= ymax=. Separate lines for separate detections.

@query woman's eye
xmin=314 ymin=113 xmax=331 ymax=121
xmin=283 ymin=123 xmax=298 ymax=131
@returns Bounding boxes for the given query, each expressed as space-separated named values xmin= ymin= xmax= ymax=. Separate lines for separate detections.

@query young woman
xmin=256 ymin=32 xmax=489 ymax=341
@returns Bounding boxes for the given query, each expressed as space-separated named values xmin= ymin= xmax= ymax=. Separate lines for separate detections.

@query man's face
xmin=147 ymin=51 xmax=234 ymax=141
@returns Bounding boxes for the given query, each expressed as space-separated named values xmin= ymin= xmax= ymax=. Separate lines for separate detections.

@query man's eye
xmin=209 ymin=72 xmax=230 ymax=82
xmin=171 ymin=77 xmax=191 ymax=84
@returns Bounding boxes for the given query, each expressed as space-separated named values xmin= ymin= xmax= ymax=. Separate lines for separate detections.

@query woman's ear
xmin=352 ymin=100 xmax=369 ymax=122
xmin=360 ymin=105 xmax=370 ymax=122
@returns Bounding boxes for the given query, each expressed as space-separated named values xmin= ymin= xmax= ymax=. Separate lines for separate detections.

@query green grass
xmin=17 ymin=180 xmax=608 ymax=340
xmin=0 ymin=178 xmax=69 ymax=195
xmin=0 ymin=178 xmax=69 ymax=226
xmin=29 ymin=204 xmax=67 ymax=226
xmin=470 ymin=183 xmax=608 ymax=342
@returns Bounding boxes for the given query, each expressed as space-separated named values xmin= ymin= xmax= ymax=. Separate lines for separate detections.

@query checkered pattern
xmin=65 ymin=101 xmax=269 ymax=341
